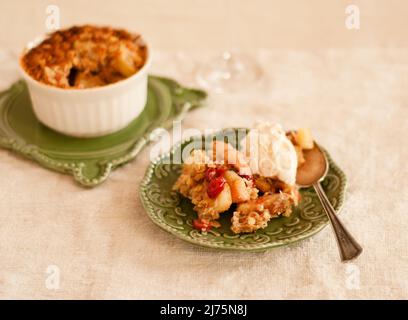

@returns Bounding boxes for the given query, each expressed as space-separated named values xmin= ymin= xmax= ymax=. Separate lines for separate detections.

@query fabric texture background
xmin=0 ymin=49 xmax=407 ymax=299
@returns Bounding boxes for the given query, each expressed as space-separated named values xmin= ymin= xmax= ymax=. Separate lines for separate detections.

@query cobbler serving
xmin=173 ymin=123 xmax=315 ymax=234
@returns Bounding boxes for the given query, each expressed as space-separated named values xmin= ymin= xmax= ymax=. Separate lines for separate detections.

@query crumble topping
xmin=21 ymin=25 xmax=147 ymax=89
xmin=173 ymin=125 xmax=315 ymax=234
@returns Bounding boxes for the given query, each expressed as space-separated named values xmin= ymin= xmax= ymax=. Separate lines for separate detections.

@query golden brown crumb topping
xmin=21 ymin=25 xmax=147 ymax=89
xmin=173 ymin=133 xmax=314 ymax=234
xmin=172 ymin=144 xmax=301 ymax=234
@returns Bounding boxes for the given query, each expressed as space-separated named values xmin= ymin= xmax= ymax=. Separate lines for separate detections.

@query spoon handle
xmin=313 ymin=182 xmax=362 ymax=262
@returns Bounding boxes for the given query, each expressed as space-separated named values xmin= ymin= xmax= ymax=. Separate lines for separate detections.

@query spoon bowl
xmin=296 ymin=143 xmax=329 ymax=187
xmin=296 ymin=143 xmax=362 ymax=262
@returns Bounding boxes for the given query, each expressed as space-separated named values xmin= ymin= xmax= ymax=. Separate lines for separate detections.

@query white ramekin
xmin=19 ymin=35 xmax=151 ymax=138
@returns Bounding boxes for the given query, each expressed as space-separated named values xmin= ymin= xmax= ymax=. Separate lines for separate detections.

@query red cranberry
xmin=207 ymin=176 xmax=226 ymax=198
xmin=192 ymin=219 xmax=211 ymax=232
xmin=215 ymin=167 xmax=226 ymax=177
xmin=205 ymin=168 xmax=217 ymax=181
xmin=205 ymin=167 xmax=226 ymax=181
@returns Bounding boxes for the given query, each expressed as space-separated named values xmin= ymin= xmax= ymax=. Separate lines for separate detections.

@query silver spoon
xmin=296 ymin=143 xmax=362 ymax=262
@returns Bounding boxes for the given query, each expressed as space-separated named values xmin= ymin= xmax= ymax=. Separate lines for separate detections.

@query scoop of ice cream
xmin=241 ymin=122 xmax=298 ymax=185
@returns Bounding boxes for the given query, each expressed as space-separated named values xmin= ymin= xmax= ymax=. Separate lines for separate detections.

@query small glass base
xmin=196 ymin=51 xmax=262 ymax=94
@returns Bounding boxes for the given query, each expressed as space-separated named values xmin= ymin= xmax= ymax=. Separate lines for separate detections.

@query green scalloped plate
xmin=0 ymin=76 xmax=206 ymax=187
xmin=140 ymin=128 xmax=347 ymax=252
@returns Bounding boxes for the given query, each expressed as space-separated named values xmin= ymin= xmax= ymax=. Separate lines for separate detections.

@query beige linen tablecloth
xmin=0 ymin=49 xmax=407 ymax=299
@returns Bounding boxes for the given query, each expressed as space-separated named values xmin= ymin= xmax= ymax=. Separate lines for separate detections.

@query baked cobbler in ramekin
xmin=19 ymin=25 xmax=151 ymax=137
